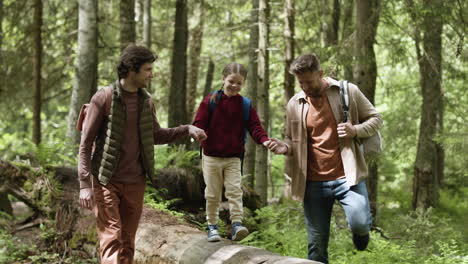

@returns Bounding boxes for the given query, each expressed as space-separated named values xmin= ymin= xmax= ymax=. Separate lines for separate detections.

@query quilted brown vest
xmin=91 ymin=81 xmax=155 ymax=185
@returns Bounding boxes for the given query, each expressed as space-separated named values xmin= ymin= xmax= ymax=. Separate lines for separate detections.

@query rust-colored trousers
xmin=93 ymin=181 xmax=146 ymax=264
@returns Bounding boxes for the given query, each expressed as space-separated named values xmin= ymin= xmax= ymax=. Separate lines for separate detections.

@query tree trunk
xmin=354 ymin=0 xmax=380 ymax=221
xmin=187 ymin=0 xmax=205 ymax=123
xmin=244 ymin=0 xmax=259 ymax=187
xmin=202 ymin=58 xmax=215 ymax=97
xmin=143 ymin=0 xmax=152 ymax=92
xmin=66 ymin=0 xmax=98 ymax=146
xmin=32 ymin=0 xmax=42 ymax=145
xmin=283 ymin=0 xmax=295 ymax=139
xmin=255 ymin=0 xmax=270 ymax=204
xmin=134 ymin=206 xmax=321 ymax=264
xmin=412 ymin=0 xmax=443 ymax=210
xmin=321 ymin=0 xmax=340 ymax=46
xmin=168 ymin=0 xmax=189 ymax=145
xmin=340 ymin=0 xmax=354 ymax=81
xmin=135 ymin=0 xmax=143 ymax=39
xmin=120 ymin=0 xmax=136 ymax=50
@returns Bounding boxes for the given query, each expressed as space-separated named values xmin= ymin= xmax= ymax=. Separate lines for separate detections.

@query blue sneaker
xmin=207 ymin=224 xmax=221 ymax=242
xmin=231 ymin=222 xmax=249 ymax=241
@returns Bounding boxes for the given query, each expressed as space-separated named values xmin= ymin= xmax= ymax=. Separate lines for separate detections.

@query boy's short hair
xmin=117 ymin=44 xmax=158 ymax=79
xmin=289 ymin=54 xmax=321 ymax=74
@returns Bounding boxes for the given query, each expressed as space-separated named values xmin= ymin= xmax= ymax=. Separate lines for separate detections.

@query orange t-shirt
xmin=306 ymin=95 xmax=345 ymax=181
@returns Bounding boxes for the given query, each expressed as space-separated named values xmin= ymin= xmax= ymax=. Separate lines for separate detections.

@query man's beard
xmin=307 ymin=88 xmax=323 ymax=98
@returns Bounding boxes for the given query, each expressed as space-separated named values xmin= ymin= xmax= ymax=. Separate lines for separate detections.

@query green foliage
xmin=0 ymin=229 xmax=32 ymax=263
xmin=242 ymin=198 xmax=468 ymax=263
xmin=154 ymin=145 xmax=201 ymax=170
xmin=144 ymin=185 xmax=184 ymax=219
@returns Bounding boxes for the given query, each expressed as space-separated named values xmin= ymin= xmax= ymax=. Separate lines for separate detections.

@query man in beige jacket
xmin=266 ymin=54 xmax=382 ymax=263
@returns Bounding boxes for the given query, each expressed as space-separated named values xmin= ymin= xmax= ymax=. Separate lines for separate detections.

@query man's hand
xmin=188 ymin=125 xmax=207 ymax=142
xmin=79 ymin=188 xmax=94 ymax=210
xmin=337 ymin=122 xmax=357 ymax=138
xmin=263 ymin=138 xmax=288 ymax=155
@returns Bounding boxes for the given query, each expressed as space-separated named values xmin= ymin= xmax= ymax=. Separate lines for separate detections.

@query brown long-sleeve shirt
xmin=78 ymin=86 xmax=189 ymax=189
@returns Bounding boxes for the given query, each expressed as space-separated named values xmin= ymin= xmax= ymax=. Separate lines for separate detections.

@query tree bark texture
xmin=283 ymin=0 xmax=295 ymax=139
xmin=412 ymin=0 xmax=444 ymax=210
xmin=187 ymin=0 xmax=205 ymax=123
xmin=321 ymin=0 xmax=340 ymax=46
xmin=143 ymin=0 xmax=152 ymax=92
xmin=32 ymin=0 xmax=42 ymax=145
xmin=202 ymin=58 xmax=215 ymax=98
xmin=120 ymin=0 xmax=136 ymax=50
xmin=340 ymin=0 xmax=354 ymax=81
xmin=66 ymin=0 xmax=98 ymax=146
xmin=354 ymin=0 xmax=380 ymax=221
xmin=168 ymin=0 xmax=189 ymax=140
xmin=134 ymin=207 xmax=321 ymax=264
xmin=244 ymin=0 xmax=259 ymax=187
xmin=255 ymin=0 xmax=270 ymax=204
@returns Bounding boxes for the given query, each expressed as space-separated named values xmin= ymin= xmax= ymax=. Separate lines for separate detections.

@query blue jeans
xmin=303 ymin=178 xmax=372 ymax=264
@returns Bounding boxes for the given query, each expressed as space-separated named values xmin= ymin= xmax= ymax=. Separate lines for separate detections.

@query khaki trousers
xmin=93 ymin=180 xmax=146 ymax=264
xmin=202 ymin=154 xmax=243 ymax=225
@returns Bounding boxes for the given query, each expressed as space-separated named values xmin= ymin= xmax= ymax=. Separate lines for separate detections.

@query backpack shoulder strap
xmin=339 ymin=80 xmax=350 ymax=122
xmin=208 ymin=90 xmax=223 ymax=114
xmin=241 ymin=96 xmax=251 ymax=122
xmin=103 ymin=85 xmax=113 ymax=116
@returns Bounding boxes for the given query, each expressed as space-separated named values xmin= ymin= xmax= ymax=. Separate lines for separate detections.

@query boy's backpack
xmin=339 ymin=80 xmax=382 ymax=158
xmin=76 ymin=86 xmax=113 ymax=131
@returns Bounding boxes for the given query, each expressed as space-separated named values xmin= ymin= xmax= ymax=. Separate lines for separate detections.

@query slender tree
xmin=409 ymin=0 xmax=444 ymax=210
xmin=354 ymin=0 xmax=381 ymax=220
xmin=321 ymin=0 xmax=340 ymax=46
xmin=255 ymin=0 xmax=270 ymax=203
xmin=32 ymin=0 xmax=42 ymax=145
xmin=168 ymin=0 xmax=189 ymax=145
xmin=66 ymin=0 xmax=98 ymax=145
xmin=283 ymin=0 xmax=295 ymax=127
xmin=244 ymin=0 xmax=259 ymax=187
xmin=202 ymin=58 xmax=215 ymax=98
xmin=187 ymin=0 xmax=205 ymax=122
xmin=0 ymin=1 xmax=10 ymax=213
xmin=120 ymin=0 xmax=136 ymax=49
xmin=340 ymin=0 xmax=354 ymax=81
xmin=143 ymin=0 xmax=152 ymax=92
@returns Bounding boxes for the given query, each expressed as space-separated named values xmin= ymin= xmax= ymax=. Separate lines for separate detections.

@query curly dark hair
xmin=117 ymin=44 xmax=158 ymax=79
xmin=289 ymin=53 xmax=321 ymax=74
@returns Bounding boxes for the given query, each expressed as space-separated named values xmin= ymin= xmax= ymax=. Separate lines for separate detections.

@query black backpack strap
xmin=339 ymin=80 xmax=350 ymax=123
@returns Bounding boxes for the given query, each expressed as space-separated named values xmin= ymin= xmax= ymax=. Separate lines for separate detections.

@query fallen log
xmin=134 ymin=206 xmax=321 ymax=264
xmin=2 ymin=160 xmax=318 ymax=263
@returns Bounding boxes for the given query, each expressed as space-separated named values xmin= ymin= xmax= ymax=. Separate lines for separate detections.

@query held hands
xmin=188 ymin=125 xmax=207 ymax=142
xmin=263 ymin=138 xmax=288 ymax=155
xmin=79 ymin=188 xmax=94 ymax=210
xmin=337 ymin=122 xmax=357 ymax=138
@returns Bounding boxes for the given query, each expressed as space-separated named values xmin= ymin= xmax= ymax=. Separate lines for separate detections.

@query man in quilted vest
xmin=77 ymin=44 xmax=207 ymax=264
xmin=265 ymin=54 xmax=382 ymax=263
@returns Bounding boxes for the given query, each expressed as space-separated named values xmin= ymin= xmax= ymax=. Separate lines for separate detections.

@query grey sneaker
xmin=207 ymin=224 xmax=221 ymax=242
xmin=231 ymin=222 xmax=249 ymax=241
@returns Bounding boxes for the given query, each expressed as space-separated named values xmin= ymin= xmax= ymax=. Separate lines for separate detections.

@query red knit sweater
xmin=193 ymin=93 xmax=269 ymax=158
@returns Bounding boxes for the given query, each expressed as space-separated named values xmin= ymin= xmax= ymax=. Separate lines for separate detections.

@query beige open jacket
xmin=284 ymin=77 xmax=383 ymax=202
